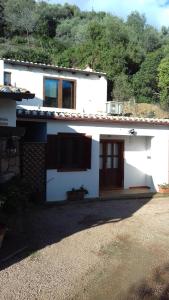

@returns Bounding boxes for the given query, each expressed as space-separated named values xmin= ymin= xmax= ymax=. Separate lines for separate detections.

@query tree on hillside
xmin=158 ymin=56 xmax=169 ymax=108
xmin=0 ymin=0 xmax=5 ymax=37
xmin=143 ymin=26 xmax=161 ymax=52
xmin=35 ymin=1 xmax=57 ymax=38
xmin=103 ymin=15 xmax=129 ymax=47
xmin=125 ymin=12 xmax=147 ymax=75
xmin=126 ymin=11 xmax=146 ymax=35
xmin=35 ymin=2 xmax=80 ymax=38
xmin=4 ymin=0 xmax=37 ymax=42
xmin=112 ymin=73 xmax=133 ymax=102
xmin=133 ymin=49 xmax=163 ymax=103
xmin=161 ymin=26 xmax=169 ymax=36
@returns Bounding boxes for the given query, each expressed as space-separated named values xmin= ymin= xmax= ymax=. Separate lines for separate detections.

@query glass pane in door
xmin=107 ymin=143 xmax=112 ymax=155
xmin=113 ymin=157 xmax=118 ymax=168
xmin=106 ymin=157 xmax=112 ymax=169
xmin=113 ymin=143 xmax=118 ymax=155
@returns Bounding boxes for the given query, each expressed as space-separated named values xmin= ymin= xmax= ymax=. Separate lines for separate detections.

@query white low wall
xmin=46 ymin=120 xmax=169 ymax=201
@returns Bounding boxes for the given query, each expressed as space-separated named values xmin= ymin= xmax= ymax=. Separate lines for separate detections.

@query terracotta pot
xmin=67 ymin=191 xmax=85 ymax=201
xmin=158 ymin=187 xmax=169 ymax=194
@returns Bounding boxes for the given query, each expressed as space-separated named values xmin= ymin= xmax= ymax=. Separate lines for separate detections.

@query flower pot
xmin=158 ymin=187 xmax=169 ymax=194
xmin=67 ymin=191 xmax=86 ymax=201
xmin=0 ymin=224 xmax=7 ymax=248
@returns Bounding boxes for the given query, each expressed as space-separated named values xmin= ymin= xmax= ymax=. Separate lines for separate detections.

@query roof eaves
xmin=16 ymin=109 xmax=169 ymax=126
xmin=0 ymin=91 xmax=35 ymax=101
xmin=0 ymin=85 xmax=35 ymax=101
xmin=2 ymin=58 xmax=107 ymax=77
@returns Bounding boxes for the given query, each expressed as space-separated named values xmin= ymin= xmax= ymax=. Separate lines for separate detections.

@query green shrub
xmin=3 ymin=48 xmax=52 ymax=64
xmin=12 ymin=36 xmax=27 ymax=44
xmin=0 ymin=37 xmax=6 ymax=44
xmin=0 ymin=176 xmax=31 ymax=214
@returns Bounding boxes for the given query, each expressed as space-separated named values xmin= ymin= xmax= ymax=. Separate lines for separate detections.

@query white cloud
xmin=48 ymin=0 xmax=169 ymax=28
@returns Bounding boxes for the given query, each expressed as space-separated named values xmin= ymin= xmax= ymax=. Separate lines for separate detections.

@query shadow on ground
xmin=126 ymin=263 xmax=169 ymax=300
xmin=0 ymin=197 xmax=151 ymax=271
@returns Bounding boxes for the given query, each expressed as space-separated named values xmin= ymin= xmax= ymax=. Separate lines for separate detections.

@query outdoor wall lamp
xmin=128 ymin=129 xmax=137 ymax=136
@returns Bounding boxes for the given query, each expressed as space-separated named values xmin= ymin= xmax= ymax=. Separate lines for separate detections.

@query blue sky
xmin=48 ymin=0 xmax=169 ymax=28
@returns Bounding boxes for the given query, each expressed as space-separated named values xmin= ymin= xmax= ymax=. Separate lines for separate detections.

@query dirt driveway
xmin=1 ymin=197 xmax=169 ymax=299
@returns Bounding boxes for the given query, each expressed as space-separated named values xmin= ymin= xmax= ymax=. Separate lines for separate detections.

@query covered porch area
xmin=99 ymin=133 xmax=155 ymax=197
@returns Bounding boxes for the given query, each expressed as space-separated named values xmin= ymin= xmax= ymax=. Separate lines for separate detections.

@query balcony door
xmin=99 ymin=140 xmax=124 ymax=189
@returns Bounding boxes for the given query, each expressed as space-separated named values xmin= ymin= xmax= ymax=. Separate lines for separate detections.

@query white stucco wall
xmin=124 ymin=136 xmax=149 ymax=188
xmin=0 ymin=98 xmax=16 ymax=127
xmin=47 ymin=121 xmax=100 ymax=202
xmin=0 ymin=60 xmax=16 ymax=127
xmin=151 ymin=136 xmax=169 ymax=188
xmin=46 ymin=120 xmax=169 ymax=201
xmin=0 ymin=60 xmax=4 ymax=85
xmin=3 ymin=62 xmax=107 ymax=114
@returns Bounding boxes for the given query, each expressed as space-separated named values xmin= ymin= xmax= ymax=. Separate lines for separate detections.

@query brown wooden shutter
xmin=83 ymin=135 xmax=92 ymax=169
xmin=46 ymin=135 xmax=58 ymax=169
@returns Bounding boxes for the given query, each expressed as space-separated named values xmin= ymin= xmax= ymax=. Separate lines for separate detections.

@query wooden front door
xmin=99 ymin=140 xmax=124 ymax=189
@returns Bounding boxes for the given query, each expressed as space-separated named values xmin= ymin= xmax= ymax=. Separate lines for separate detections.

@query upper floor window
xmin=44 ymin=77 xmax=76 ymax=109
xmin=4 ymin=72 xmax=11 ymax=86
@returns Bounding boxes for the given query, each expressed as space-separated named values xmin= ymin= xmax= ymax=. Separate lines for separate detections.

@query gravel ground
xmin=1 ymin=197 xmax=169 ymax=299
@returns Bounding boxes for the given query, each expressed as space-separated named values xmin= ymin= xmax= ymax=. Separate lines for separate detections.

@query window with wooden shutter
xmin=46 ymin=133 xmax=92 ymax=171
xmin=83 ymin=135 xmax=92 ymax=169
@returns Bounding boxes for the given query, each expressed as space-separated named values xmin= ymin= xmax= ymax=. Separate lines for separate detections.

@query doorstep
xmin=100 ymin=188 xmax=156 ymax=200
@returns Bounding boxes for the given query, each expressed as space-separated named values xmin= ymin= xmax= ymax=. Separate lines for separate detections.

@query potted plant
xmin=0 ymin=223 xmax=7 ymax=248
xmin=67 ymin=186 xmax=88 ymax=201
xmin=158 ymin=183 xmax=169 ymax=193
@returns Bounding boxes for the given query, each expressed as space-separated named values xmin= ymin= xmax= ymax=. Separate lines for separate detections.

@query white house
xmin=0 ymin=58 xmax=169 ymax=201
xmin=0 ymin=58 xmax=107 ymax=114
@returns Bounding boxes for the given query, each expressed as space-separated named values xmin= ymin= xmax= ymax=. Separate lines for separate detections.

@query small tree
xmin=4 ymin=0 xmax=37 ymax=43
xmin=133 ymin=49 xmax=163 ymax=103
xmin=158 ymin=57 xmax=169 ymax=109
xmin=127 ymin=11 xmax=146 ymax=34
xmin=0 ymin=0 xmax=5 ymax=37
xmin=112 ymin=73 xmax=133 ymax=102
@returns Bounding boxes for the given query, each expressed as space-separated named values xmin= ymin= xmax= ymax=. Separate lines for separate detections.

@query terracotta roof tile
xmin=16 ymin=107 xmax=169 ymax=126
xmin=0 ymin=85 xmax=31 ymax=94
xmin=0 ymin=85 xmax=35 ymax=101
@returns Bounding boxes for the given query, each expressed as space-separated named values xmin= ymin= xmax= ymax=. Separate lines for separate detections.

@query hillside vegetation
xmin=1 ymin=0 xmax=169 ymax=109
